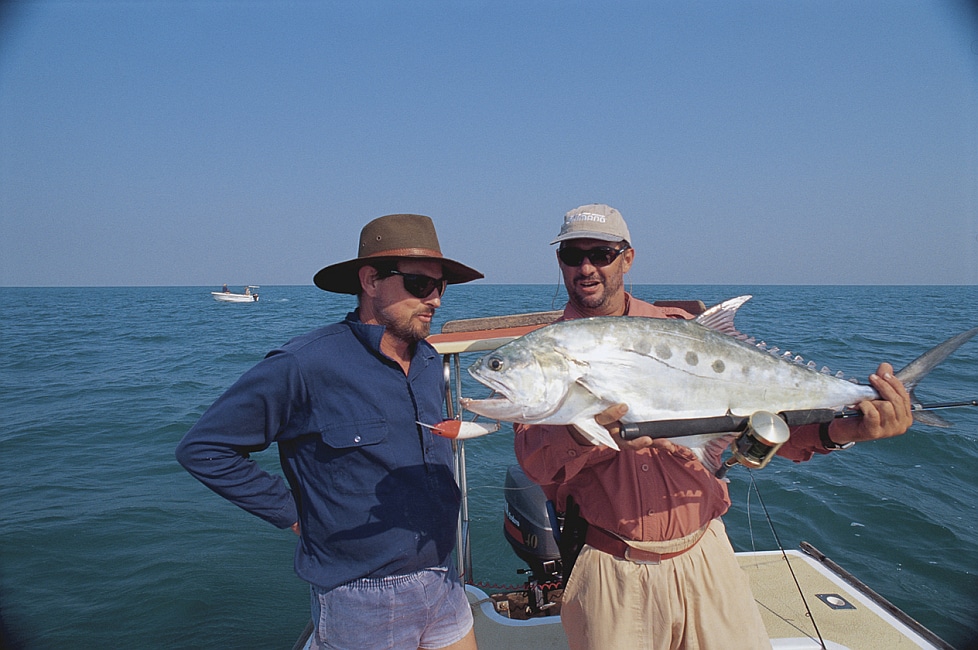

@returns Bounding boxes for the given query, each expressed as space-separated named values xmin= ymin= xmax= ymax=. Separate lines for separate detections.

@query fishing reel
xmin=715 ymin=411 xmax=790 ymax=478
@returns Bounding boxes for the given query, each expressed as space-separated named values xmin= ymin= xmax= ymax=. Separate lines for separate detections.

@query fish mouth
xmin=463 ymin=378 xmax=521 ymax=408
xmin=460 ymin=395 xmax=522 ymax=420
xmin=461 ymin=390 xmax=562 ymax=421
xmin=460 ymin=395 xmax=510 ymax=410
xmin=462 ymin=368 xmax=522 ymax=415
xmin=467 ymin=367 xmax=518 ymax=402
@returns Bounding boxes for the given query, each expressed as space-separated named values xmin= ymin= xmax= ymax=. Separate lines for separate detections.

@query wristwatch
xmin=819 ymin=421 xmax=855 ymax=450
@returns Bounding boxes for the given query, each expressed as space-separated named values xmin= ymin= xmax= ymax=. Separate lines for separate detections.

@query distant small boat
xmin=211 ymin=286 xmax=259 ymax=303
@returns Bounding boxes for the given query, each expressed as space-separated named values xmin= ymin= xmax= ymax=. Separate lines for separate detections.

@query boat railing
xmin=429 ymin=310 xmax=564 ymax=583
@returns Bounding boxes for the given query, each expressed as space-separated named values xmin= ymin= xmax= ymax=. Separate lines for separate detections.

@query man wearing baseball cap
xmin=548 ymin=203 xmax=688 ymax=319
xmin=515 ymin=203 xmax=912 ymax=649
xmin=178 ymin=214 xmax=482 ymax=650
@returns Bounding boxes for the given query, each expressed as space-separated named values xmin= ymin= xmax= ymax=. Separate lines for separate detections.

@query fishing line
xmin=745 ymin=481 xmax=757 ymax=552
xmin=466 ymin=483 xmax=538 ymax=493
xmin=747 ymin=470 xmax=828 ymax=649
xmin=551 ymin=270 xmax=563 ymax=309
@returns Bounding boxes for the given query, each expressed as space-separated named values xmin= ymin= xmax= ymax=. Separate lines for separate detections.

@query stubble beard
xmin=569 ymin=271 xmax=624 ymax=313
xmin=377 ymin=305 xmax=432 ymax=344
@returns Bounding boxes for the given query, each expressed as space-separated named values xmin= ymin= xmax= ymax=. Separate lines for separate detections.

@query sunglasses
xmin=381 ymin=269 xmax=447 ymax=299
xmin=557 ymin=245 xmax=630 ymax=267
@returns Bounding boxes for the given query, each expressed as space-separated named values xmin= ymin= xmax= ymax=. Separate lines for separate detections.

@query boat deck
xmin=466 ymin=545 xmax=949 ymax=650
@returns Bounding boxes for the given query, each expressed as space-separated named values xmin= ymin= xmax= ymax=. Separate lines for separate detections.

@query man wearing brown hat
xmin=514 ymin=203 xmax=913 ymax=649
xmin=177 ymin=214 xmax=482 ymax=650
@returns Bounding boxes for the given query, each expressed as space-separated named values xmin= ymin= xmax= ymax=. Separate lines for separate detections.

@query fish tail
xmin=909 ymin=405 xmax=953 ymax=428
xmin=894 ymin=327 xmax=978 ymax=391
xmin=894 ymin=327 xmax=978 ymax=428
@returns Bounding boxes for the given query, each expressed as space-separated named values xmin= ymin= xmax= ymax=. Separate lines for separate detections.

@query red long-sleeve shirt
xmin=514 ymin=294 xmax=828 ymax=543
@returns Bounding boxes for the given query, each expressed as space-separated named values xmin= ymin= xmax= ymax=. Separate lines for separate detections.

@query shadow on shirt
xmin=321 ymin=463 xmax=461 ymax=563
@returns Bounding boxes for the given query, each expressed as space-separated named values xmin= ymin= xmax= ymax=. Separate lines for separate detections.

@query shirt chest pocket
xmin=319 ymin=419 xmax=388 ymax=449
xmin=315 ymin=420 xmax=397 ymax=495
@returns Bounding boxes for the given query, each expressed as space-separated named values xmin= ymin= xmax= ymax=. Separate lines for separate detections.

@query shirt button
xmin=641 ymin=464 xmax=649 ymax=471
xmin=354 ymin=436 xmax=361 ymax=443
xmin=568 ymin=450 xmax=577 ymax=457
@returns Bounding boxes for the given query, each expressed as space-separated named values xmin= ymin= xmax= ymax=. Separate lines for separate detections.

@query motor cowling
xmin=502 ymin=464 xmax=562 ymax=582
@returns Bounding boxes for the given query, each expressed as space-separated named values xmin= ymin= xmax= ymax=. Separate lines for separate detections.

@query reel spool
xmin=715 ymin=411 xmax=790 ymax=478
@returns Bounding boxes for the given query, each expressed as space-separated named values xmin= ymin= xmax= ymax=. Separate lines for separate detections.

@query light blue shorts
xmin=309 ymin=566 xmax=473 ymax=650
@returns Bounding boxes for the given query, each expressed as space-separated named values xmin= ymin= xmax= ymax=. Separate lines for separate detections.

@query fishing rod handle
xmin=619 ymin=409 xmax=838 ymax=440
xmin=620 ymin=415 xmax=747 ymax=440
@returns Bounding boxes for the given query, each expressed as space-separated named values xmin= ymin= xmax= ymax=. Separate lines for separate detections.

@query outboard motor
xmin=502 ymin=465 xmax=563 ymax=615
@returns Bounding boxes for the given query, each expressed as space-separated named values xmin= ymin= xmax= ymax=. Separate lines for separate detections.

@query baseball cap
xmin=550 ymin=203 xmax=632 ymax=246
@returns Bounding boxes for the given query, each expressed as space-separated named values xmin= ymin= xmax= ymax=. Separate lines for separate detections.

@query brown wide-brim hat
xmin=314 ymin=213 xmax=484 ymax=294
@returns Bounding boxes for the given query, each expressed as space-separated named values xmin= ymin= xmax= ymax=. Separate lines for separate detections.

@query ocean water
xmin=1 ymin=284 xmax=976 ymax=649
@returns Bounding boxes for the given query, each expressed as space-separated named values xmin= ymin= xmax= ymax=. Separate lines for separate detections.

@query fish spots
xmin=682 ymin=351 xmax=726 ymax=374
xmin=632 ymin=339 xmax=652 ymax=355
xmin=655 ymin=343 xmax=672 ymax=359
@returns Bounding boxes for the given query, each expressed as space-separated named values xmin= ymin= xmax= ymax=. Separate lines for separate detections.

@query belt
xmin=584 ymin=525 xmax=707 ymax=565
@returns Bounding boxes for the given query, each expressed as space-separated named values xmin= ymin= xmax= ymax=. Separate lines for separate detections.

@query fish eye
xmin=487 ymin=357 xmax=504 ymax=371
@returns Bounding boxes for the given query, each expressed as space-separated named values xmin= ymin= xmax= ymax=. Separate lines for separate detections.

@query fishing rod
xmin=619 ymin=400 xmax=978 ymax=478
xmin=422 ymin=399 xmax=978 ymax=443
xmin=619 ymin=399 xmax=978 ymax=440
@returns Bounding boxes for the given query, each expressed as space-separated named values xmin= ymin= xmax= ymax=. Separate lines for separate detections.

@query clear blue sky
xmin=1 ymin=1 xmax=976 ymax=287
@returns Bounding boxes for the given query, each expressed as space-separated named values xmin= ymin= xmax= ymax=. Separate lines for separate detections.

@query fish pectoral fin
xmin=570 ymin=377 xmax=623 ymax=450
xmin=571 ymin=417 xmax=620 ymax=451
xmin=574 ymin=376 xmax=620 ymax=404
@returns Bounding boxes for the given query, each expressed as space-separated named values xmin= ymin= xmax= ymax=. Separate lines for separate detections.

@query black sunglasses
xmin=557 ymin=245 xmax=630 ymax=267
xmin=380 ymin=269 xmax=447 ymax=299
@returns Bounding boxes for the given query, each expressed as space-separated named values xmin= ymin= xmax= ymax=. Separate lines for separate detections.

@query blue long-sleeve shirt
xmin=176 ymin=311 xmax=460 ymax=591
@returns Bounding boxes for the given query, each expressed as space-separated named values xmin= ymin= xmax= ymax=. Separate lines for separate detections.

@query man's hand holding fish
xmin=494 ymin=203 xmax=969 ymax=650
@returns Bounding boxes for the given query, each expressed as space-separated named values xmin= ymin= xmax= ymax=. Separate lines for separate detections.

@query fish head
xmin=462 ymin=338 xmax=576 ymax=422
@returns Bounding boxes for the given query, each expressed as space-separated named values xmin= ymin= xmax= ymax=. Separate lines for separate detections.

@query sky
xmin=1 ymin=1 xmax=976 ymax=287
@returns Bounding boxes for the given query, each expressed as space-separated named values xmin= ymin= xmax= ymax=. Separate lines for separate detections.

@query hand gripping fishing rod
xmin=619 ymin=400 xmax=978 ymax=478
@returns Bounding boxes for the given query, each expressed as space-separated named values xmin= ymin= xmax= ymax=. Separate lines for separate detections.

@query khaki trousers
xmin=560 ymin=519 xmax=771 ymax=650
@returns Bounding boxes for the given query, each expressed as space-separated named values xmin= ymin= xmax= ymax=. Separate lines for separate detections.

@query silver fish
xmin=460 ymin=296 xmax=978 ymax=461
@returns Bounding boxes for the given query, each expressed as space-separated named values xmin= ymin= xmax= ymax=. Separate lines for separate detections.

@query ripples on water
xmin=1 ymin=285 xmax=976 ymax=648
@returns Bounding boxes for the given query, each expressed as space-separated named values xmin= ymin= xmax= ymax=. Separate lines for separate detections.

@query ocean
xmin=1 ymin=284 xmax=976 ymax=649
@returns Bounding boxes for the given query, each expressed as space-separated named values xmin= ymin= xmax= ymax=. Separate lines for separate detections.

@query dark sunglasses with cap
xmin=557 ymin=244 xmax=630 ymax=268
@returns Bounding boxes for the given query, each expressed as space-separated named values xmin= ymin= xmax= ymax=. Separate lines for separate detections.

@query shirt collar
xmin=344 ymin=309 xmax=438 ymax=368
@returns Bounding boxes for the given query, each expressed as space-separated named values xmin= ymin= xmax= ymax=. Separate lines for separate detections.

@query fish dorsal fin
xmin=693 ymin=294 xmax=850 ymax=380
xmin=694 ymin=295 xmax=752 ymax=336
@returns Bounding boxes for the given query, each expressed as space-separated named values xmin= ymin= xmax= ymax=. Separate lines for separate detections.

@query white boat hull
xmin=211 ymin=292 xmax=258 ymax=303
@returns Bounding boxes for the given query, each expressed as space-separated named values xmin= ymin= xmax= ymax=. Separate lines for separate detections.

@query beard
xmin=568 ymin=270 xmax=624 ymax=312
xmin=377 ymin=304 xmax=433 ymax=343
